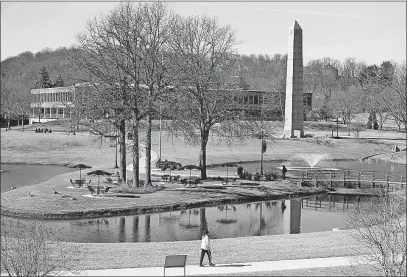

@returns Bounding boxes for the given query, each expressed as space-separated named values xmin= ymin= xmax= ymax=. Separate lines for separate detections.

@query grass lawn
xmin=69 ymin=229 xmax=373 ymax=270
xmin=3 ymin=122 xmax=405 ymax=168
xmin=1 ymin=129 xmax=117 ymax=168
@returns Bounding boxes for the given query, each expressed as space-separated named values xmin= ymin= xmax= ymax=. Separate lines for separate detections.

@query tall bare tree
xmin=70 ymin=4 xmax=141 ymax=183
xmin=329 ymin=85 xmax=362 ymax=135
xmin=71 ymin=2 xmax=174 ymax=187
xmin=137 ymin=2 xmax=174 ymax=186
xmin=167 ymin=14 xmax=238 ymax=179
xmin=382 ymin=62 xmax=406 ymax=131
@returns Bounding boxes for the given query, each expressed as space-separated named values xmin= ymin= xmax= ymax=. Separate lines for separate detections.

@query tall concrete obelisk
xmin=284 ymin=21 xmax=304 ymax=138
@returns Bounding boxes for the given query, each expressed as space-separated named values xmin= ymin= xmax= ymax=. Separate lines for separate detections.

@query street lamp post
xmin=159 ymin=104 xmax=162 ymax=161
xmin=336 ymin=112 xmax=340 ymax=138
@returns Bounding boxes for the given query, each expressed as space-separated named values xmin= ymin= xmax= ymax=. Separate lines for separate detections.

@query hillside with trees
xmin=1 ymin=32 xmax=406 ymax=134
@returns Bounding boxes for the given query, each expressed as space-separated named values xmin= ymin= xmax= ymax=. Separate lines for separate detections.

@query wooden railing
xmin=298 ymin=169 xmax=406 ymax=190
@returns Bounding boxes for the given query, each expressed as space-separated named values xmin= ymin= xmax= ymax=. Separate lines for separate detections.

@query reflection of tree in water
xmin=200 ymin=208 xmax=208 ymax=237
xmin=119 ymin=217 xmax=126 ymax=242
xmin=253 ymin=203 xmax=266 ymax=236
xmin=145 ymin=215 xmax=151 ymax=242
xmin=132 ymin=216 xmax=139 ymax=242
xmin=265 ymin=202 xmax=271 ymax=209
xmin=281 ymin=200 xmax=287 ymax=212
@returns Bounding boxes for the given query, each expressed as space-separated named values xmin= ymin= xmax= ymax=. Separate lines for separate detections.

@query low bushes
xmin=113 ymin=183 xmax=165 ymax=194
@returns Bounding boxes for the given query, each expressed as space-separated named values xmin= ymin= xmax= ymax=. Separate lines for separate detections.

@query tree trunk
xmin=119 ymin=119 xmax=126 ymax=182
xmin=22 ymin=117 xmax=25 ymax=131
xmin=132 ymin=111 xmax=140 ymax=188
xmin=144 ymin=111 xmax=152 ymax=187
xmin=199 ymin=128 xmax=209 ymax=179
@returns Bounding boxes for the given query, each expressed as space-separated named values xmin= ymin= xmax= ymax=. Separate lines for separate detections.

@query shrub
xmin=253 ymin=173 xmax=261 ymax=181
xmin=306 ymin=110 xmax=320 ymax=121
xmin=265 ymin=171 xmax=278 ymax=181
xmin=1 ymin=218 xmax=83 ymax=276
xmin=115 ymin=182 xmax=164 ymax=194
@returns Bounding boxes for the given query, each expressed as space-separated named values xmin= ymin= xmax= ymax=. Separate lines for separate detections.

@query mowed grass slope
xmin=1 ymin=130 xmax=116 ymax=167
xmin=71 ymin=229 xmax=372 ymax=270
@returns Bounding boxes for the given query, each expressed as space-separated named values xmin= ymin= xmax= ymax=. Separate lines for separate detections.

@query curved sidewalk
xmin=61 ymin=255 xmax=376 ymax=276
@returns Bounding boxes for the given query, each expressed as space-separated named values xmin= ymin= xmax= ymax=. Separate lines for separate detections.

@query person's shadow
xmin=212 ymin=263 xmax=250 ymax=267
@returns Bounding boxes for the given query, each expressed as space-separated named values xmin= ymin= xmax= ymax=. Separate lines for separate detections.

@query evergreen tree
xmin=367 ymin=112 xmax=379 ymax=130
xmin=239 ymin=74 xmax=250 ymax=90
xmin=54 ymin=74 xmax=64 ymax=87
xmin=36 ymin=65 xmax=53 ymax=88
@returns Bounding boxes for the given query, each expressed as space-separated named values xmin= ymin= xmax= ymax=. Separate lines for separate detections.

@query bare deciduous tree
xmin=382 ymin=62 xmax=407 ymax=132
xmin=166 ymin=14 xmax=238 ymax=179
xmin=346 ymin=192 xmax=407 ymax=276
xmin=1 ymin=218 xmax=83 ymax=277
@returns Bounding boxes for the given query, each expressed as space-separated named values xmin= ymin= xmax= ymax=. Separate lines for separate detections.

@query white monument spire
xmin=284 ymin=20 xmax=304 ymax=138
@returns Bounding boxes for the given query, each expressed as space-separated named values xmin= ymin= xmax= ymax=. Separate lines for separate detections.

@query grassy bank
xmin=67 ymin=229 xmax=372 ymax=270
xmin=2 ymin=127 xmax=404 ymax=168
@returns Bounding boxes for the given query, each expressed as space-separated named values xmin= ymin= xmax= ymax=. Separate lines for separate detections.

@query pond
xmin=213 ymin=159 xmax=407 ymax=177
xmin=1 ymin=194 xmax=369 ymax=243
xmin=0 ymin=163 xmax=77 ymax=193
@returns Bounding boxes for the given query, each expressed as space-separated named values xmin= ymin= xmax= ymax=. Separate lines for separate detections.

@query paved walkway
xmin=61 ymin=255 xmax=376 ymax=276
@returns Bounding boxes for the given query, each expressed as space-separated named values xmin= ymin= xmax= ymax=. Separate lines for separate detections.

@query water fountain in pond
xmin=297 ymin=153 xmax=330 ymax=168
xmin=277 ymin=153 xmax=339 ymax=171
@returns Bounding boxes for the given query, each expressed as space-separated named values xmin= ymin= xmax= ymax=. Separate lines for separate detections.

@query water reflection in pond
xmin=2 ymin=195 xmax=371 ymax=243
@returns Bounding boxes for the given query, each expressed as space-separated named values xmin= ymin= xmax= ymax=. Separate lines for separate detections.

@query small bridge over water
xmin=293 ymin=169 xmax=406 ymax=190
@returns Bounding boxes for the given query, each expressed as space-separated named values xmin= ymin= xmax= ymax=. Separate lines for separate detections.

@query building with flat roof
xmin=29 ymin=85 xmax=312 ymax=124
xmin=30 ymin=86 xmax=76 ymax=124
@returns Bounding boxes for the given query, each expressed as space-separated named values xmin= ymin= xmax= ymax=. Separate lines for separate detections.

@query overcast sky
xmin=1 ymin=1 xmax=406 ymax=65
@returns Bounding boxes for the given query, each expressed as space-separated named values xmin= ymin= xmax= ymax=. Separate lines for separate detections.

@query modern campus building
xmin=29 ymin=84 xmax=312 ymax=124
xmin=29 ymin=86 xmax=76 ymax=124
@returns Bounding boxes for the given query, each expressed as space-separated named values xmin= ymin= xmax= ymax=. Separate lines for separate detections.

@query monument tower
xmin=284 ymin=21 xmax=304 ymax=138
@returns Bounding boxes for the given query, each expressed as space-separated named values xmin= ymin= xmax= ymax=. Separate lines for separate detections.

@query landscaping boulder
xmin=391 ymin=145 xmax=401 ymax=152
xmin=298 ymin=181 xmax=313 ymax=187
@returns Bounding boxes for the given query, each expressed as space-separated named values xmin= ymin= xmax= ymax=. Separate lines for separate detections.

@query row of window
xmin=32 ymin=91 xmax=74 ymax=103
xmin=33 ymin=107 xmax=72 ymax=118
xmin=233 ymin=95 xmax=264 ymax=105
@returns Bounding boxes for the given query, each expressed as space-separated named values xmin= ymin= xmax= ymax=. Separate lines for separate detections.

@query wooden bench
xmin=164 ymin=255 xmax=187 ymax=276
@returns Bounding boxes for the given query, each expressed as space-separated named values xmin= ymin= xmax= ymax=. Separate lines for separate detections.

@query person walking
xmin=200 ymin=229 xmax=215 ymax=267
xmin=282 ymin=165 xmax=288 ymax=180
